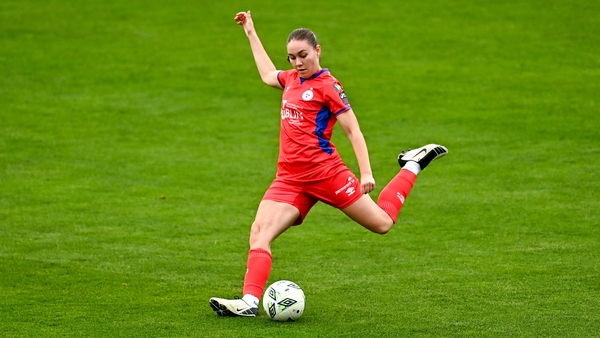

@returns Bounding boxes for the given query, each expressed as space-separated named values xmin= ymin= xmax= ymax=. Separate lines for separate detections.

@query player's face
xmin=287 ymin=39 xmax=321 ymax=78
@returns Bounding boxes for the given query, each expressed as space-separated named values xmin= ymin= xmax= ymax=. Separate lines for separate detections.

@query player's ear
xmin=316 ymin=45 xmax=321 ymax=58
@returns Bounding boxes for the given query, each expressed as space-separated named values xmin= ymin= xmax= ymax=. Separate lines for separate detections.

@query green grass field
xmin=1 ymin=0 xmax=599 ymax=336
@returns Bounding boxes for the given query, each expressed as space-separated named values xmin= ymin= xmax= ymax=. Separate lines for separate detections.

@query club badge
xmin=302 ymin=89 xmax=314 ymax=101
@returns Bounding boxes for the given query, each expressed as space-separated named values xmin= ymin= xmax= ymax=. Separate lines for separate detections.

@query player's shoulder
xmin=278 ymin=69 xmax=298 ymax=85
xmin=281 ymin=69 xmax=297 ymax=76
xmin=319 ymin=69 xmax=345 ymax=88
xmin=317 ymin=69 xmax=346 ymax=92
xmin=279 ymin=69 xmax=298 ymax=79
xmin=320 ymin=69 xmax=338 ymax=82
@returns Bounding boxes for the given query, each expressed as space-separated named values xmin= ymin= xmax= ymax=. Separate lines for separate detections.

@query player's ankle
xmin=242 ymin=294 xmax=259 ymax=307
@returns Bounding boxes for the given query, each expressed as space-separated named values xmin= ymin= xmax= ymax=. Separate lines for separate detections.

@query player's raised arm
xmin=234 ymin=11 xmax=282 ymax=89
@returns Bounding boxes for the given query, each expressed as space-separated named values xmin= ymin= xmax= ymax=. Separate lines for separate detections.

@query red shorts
xmin=262 ymin=167 xmax=362 ymax=225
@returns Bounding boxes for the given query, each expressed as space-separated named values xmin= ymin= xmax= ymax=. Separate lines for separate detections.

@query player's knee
xmin=374 ymin=228 xmax=389 ymax=235
xmin=249 ymin=221 xmax=263 ymax=242
xmin=249 ymin=219 xmax=273 ymax=249
xmin=373 ymin=226 xmax=391 ymax=235
xmin=371 ymin=218 xmax=393 ymax=235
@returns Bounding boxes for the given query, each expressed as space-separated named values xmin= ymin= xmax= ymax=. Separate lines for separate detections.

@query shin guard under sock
xmin=242 ymin=248 xmax=272 ymax=299
xmin=377 ymin=169 xmax=417 ymax=223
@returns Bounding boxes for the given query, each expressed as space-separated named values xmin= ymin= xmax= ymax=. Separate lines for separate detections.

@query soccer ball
xmin=262 ymin=280 xmax=305 ymax=321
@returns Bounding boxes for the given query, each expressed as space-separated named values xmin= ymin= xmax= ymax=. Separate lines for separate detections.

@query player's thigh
xmin=250 ymin=200 xmax=301 ymax=250
xmin=341 ymin=194 xmax=393 ymax=234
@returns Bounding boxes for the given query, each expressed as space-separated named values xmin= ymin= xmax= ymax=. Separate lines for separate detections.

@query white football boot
xmin=209 ymin=297 xmax=258 ymax=317
xmin=398 ymin=144 xmax=448 ymax=170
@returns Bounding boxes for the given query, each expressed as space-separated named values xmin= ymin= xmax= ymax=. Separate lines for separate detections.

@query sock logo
xmin=396 ymin=192 xmax=405 ymax=204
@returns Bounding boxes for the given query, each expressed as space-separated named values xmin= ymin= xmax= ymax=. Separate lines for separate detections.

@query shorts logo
xmin=345 ymin=187 xmax=355 ymax=196
xmin=335 ymin=176 xmax=356 ymax=195
xmin=302 ymin=89 xmax=314 ymax=101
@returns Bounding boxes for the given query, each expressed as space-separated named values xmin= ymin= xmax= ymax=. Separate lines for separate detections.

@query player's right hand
xmin=234 ymin=11 xmax=255 ymax=36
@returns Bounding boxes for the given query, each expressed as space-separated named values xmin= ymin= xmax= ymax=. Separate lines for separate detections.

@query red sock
xmin=242 ymin=249 xmax=272 ymax=299
xmin=377 ymin=169 xmax=417 ymax=223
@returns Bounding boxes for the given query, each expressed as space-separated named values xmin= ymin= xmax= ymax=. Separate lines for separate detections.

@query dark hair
xmin=287 ymin=28 xmax=318 ymax=48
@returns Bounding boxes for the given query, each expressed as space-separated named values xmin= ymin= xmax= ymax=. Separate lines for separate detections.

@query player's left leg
xmin=343 ymin=144 xmax=448 ymax=232
xmin=341 ymin=194 xmax=394 ymax=233
xmin=376 ymin=144 xmax=448 ymax=223
xmin=311 ymin=168 xmax=394 ymax=233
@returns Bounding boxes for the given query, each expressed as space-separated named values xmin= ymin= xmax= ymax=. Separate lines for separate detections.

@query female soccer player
xmin=210 ymin=11 xmax=448 ymax=317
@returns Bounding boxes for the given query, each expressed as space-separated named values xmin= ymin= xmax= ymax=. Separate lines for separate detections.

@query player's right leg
xmin=209 ymin=297 xmax=260 ymax=317
xmin=247 ymin=200 xmax=302 ymax=252
xmin=209 ymin=199 xmax=304 ymax=317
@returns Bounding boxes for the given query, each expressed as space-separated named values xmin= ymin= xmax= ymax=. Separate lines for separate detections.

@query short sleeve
xmin=324 ymin=80 xmax=351 ymax=116
xmin=277 ymin=70 xmax=294 ymax=89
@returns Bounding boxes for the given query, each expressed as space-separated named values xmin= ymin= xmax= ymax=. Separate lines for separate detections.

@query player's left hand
xmin=361 ymin=174 xmax=375 ymax=194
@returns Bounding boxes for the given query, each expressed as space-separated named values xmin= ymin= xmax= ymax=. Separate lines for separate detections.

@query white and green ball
xmin=262 ymin=280 xmax=305 ymax=321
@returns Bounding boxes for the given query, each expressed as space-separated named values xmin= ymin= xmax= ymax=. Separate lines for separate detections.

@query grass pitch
xmin=1 ymin=0 xmax=599 ymax=337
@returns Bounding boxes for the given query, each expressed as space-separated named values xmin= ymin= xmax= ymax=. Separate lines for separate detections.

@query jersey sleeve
xmin=277 ymin=69 xmax=294 ymax=89
xmin=324 ymin=79 xmax=351 ymax=116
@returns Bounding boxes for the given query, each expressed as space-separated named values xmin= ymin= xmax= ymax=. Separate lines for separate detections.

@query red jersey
xmin=276 ymin=68 xmax=351 ymax=181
